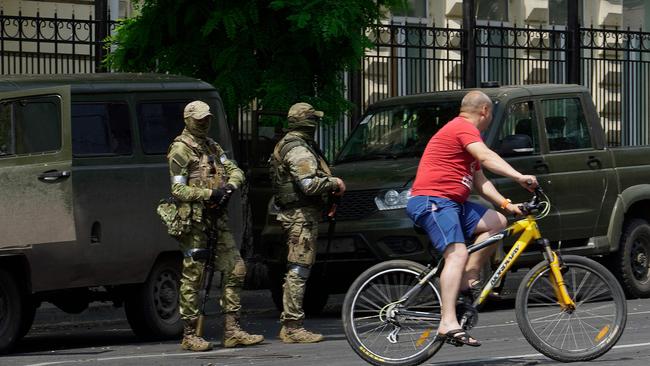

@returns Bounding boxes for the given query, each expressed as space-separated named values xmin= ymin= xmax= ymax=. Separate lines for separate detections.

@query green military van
xmin=0 ymin=73 xmax=243 ymax=353
xmin=261 ymin=84 xmax=650 ymax=313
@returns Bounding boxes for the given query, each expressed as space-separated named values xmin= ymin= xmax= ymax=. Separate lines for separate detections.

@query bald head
xmin=459 ymin=90 xmax=493 ymax=130
xmin=460 ymin=90 xmax=492 ymax=113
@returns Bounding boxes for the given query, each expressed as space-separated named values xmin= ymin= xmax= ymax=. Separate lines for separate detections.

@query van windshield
xmin=336 ymin=101 xmax=460 ymax=163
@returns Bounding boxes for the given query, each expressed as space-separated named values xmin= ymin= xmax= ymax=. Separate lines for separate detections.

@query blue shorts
xmin=406 ymin=195 xmax=488 ymax=253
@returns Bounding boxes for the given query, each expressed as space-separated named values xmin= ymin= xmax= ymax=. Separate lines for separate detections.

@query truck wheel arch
xmin=607 ymin=185 xmax=650 ymax=252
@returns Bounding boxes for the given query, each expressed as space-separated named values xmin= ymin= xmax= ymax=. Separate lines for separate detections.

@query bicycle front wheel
xmin=342 ymin=260 xmax=444 ymax=366
xmin=516 ymin=255 xmax=627 ymax=362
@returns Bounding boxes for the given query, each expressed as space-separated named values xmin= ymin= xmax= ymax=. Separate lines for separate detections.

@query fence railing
xmin=0 ymin=11 xmax=116 ymax=75
xmin=2 ymin=11 xmax=650 ymax=158
xmin=348 ymin=22 xmax=650 ymax=151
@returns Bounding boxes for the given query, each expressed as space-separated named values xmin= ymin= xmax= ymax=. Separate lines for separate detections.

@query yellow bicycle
xmin=342 ymin=187 xmax=627 ymax=365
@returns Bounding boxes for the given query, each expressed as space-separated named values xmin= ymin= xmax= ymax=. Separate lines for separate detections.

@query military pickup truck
xmin=261 ymin=84 xmax=650 ymax=313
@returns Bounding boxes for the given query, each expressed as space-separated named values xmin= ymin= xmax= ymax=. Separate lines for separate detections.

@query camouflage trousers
xmin=277 ymin=207 xmax=320 ymax=323
xmin=178 ymin=212 xmax=246 ymax=321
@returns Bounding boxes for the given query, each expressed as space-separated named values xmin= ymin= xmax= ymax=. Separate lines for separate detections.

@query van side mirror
xmin=498 ymin=134 xmax=534 ymax=157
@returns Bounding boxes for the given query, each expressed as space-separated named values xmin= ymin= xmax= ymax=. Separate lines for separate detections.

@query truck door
xmin=0 ymin=86 xmax=76 ymax=249
xmin=539 ymin=95 xmax=613 ymax=240
xmin=489 ymin=100 xmax=562 ymax=241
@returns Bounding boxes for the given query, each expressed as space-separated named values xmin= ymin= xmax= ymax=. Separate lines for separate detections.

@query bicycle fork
xmin=540 ymin=239 xmax=576 ymax=311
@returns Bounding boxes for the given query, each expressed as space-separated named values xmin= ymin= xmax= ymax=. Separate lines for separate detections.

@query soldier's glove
xmin=219 ymin=184 xmax=236 ymax=206
xmin=209 ymin=188 xmax=226 ymax=205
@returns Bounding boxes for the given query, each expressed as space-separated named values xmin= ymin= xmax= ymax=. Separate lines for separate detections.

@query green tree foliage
xmin=106 ymin=0 xmax=406 ymax=122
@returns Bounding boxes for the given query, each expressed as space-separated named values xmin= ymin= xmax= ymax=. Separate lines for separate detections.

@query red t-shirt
xmin=411 ymin=116 xmax=483 ymax=203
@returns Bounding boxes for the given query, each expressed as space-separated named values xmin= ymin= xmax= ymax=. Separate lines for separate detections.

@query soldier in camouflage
xmin=168 ymin=101 xmax=264 ymax=351
xmin=270 ymin=102 xmax=346 ymax=343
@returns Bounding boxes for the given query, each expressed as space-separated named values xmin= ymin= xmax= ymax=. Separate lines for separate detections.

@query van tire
xmin=615 ymin=218 xmax=650 ymax=298
xmin=17 ymin=298 xmax=36 ymax=340
xmin=125 ymin=258 xmax=183 ymax=339
xmin=0 ymin=268 xmax=23 ymax=354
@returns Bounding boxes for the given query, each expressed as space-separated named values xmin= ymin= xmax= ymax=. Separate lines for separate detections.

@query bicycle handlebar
xmin=519 ymin=186 xmax=546 ymax=215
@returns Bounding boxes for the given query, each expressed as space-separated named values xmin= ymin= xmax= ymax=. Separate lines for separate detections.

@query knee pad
xmin=288 ymin=264 xmax=311 ymax=280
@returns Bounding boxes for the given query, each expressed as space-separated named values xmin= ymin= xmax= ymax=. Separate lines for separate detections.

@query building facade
xmin=0 ymin=0 xmax=133 ymax=74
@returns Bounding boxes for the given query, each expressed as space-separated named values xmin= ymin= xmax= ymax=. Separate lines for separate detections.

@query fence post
xmin=348 ymin=69 xmax=362 ymax=126
xmin=566 ymin=0 xmax=580 ymax=84
xmin=94 ymin=0 xmax=108 ymax=72
xmin=462 ymin=0 xmax=476 ymax=88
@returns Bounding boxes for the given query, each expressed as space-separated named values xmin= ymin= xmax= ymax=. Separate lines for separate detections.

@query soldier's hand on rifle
xmin=220 ymin=184 xmax=236 ymax=206
xmin=333 ymin=177 xmax=346 ymax=196
xmin=207 ymin=187 xmax=226 ymax=209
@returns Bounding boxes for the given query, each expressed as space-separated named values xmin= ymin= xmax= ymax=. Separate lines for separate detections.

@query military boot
xmin=180 ymin=320 xmax=213 ymax=352
xmin=279 ymin=320 xmax=324 ymax=343
xmin=223 ymin=312 xmax=264 ymax=348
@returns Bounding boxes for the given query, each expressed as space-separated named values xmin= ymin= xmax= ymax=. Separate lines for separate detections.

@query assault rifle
xmin=321 ymin=192 xmax=341 ymax=279
xmin=188 ymin=226 xmax=218 ymax=337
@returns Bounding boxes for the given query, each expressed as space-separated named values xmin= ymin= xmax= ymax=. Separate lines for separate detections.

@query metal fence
xmin=2 ymin=10 xmax=650 ymax=158
xmin=0 ymin=11 xmax=116 ymax=75
xmin=350 ymin=22 xmax=650 ymax=150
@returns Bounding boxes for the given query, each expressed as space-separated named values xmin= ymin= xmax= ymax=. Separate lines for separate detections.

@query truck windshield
xmin=336 ymin=101 xmax=460 ymax=163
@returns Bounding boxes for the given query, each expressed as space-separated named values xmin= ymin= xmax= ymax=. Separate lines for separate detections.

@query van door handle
xmin=533 ymin=160 xmax=548 ymax=173
xmin=38 ymin=170 xmax=71 ymax=183
xmin=587 ymin=156 xmax=602 ymax=169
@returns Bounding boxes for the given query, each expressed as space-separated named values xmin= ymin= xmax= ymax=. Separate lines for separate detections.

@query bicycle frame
xmin=469 ymin=216 xmax=575 ymax=310
xmin=399 ymin=215 xmax=576 ymax=311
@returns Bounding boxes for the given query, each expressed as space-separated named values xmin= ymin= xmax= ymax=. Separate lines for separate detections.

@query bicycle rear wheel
xmin=342 ymin=260 xmax=444 ymax=366
xmin=516 ymin=255 xmax=627 ymax=362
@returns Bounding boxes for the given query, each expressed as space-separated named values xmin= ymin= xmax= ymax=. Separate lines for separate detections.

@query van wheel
xmin=304 ymin=276 xmax=329 ymax=315
xmin=0 ymin=268 xmax=23 ymax=354
xmin=616 ymin=218 xmax=650 ymax=297
xmin=125 ymin=258 xmax=183 ymax=339
xmin=268 ymin=264 xmax=284 ymax=312
xmin=17 ymin=298 xmax=36 ymax=340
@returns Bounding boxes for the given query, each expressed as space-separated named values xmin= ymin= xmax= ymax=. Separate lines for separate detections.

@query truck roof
xmin=0 ymin=73 xmax=215 ymax=94
xmin=368 ymin=84 xmax=588 ymax=109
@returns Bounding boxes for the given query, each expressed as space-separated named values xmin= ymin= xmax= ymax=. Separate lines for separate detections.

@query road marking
xmin=25 ymin=348 xmax=240 ymax=366
xmin=429 ymin=341 xmax=650 ymax=365
xmin=474 ymin=309 xmax=650 ymax=329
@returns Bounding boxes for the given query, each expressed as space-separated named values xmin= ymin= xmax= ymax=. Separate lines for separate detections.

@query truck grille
xmin=335 ymin=190 xmax=379 ymax=221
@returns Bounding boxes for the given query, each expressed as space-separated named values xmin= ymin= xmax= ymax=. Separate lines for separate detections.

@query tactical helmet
xmin=287 ymin=102 xmax=323 ymax=129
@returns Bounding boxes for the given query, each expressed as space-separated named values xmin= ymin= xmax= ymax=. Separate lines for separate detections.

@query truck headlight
xmin=375 ymin=189 xmax=411 ymax=211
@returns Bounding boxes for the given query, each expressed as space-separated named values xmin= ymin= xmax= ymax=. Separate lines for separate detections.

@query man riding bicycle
xmin=406 ymin=91 xmax=538 ymax=347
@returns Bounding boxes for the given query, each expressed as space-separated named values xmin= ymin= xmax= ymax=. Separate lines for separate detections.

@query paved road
xmin=3 ymin=290 xmax=650 ymax=366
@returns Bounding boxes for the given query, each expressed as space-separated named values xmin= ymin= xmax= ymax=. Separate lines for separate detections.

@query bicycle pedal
xmin=456 ymin=303 xmax=479 ymax=330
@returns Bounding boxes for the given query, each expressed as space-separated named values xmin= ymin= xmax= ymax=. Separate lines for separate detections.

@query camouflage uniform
xmin=167 ymin=101 xmax=263 ymax=351
xmin=270 ymin=102 xmax=342 ymax=343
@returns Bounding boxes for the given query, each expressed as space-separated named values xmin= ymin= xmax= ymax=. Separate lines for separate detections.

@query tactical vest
xmin=174 ymin=134 xmax=227 ymax=190
xmin=269 ymin=133 xmax=331 ymax=209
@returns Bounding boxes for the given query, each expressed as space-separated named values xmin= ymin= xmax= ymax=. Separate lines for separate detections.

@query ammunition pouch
xmin=156 ymin=197 xmax=204 ymax=236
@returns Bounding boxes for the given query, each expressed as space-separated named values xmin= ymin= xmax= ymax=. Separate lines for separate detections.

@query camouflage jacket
xmin=167 ymin=130 xmax=244 ymax=203
xmin=270 ymin=131 xmax=338 ymax=209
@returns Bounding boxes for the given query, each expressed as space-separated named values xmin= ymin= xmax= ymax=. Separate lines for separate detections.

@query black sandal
xmin=439 ymin=329 xmax=481 ymax=347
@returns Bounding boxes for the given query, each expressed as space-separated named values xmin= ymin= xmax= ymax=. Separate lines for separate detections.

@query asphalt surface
xmin=3 ymin=288 xmax=650 ymax=366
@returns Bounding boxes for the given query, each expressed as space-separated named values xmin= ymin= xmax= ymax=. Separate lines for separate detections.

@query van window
xmin=137 ymin=101 xmax=187 ymax=154
xmin=336 ymin=102 xmax=459 ymax=163
xmin=72 ymin=103 xmax=132 ymax=156
xmin=0 ymin=96 xmax=61 ymax=157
